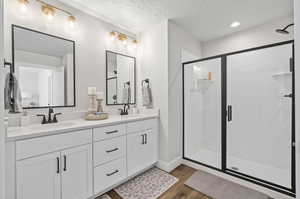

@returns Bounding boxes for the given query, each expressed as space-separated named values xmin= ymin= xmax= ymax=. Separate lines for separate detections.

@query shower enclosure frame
xmin=182 ymin=40 xmax=295 ymax=197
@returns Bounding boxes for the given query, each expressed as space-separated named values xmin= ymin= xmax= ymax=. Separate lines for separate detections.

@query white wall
xmin=139 ymin=20 xmax=202 ymax=170
xmin=4 ymin=0 xmax=137 ymax=116
xmin=295 ymin=0 xmax=300 ymax=198
xmin=167 ymin=20 xmax=202 ymax=162
xmin=0 ymin=0 xmax=5 ymax=198
xmin=139 ymin=20 xmax=169 ymax=162
xmin=202 ymin=16 xmax=294 ymax=57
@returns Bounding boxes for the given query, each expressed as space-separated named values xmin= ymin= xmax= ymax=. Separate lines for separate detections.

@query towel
xmin=122 ymin=86 xmax=131 ymax=104
xmin=142 ymin=85 xmax=152 ymax=107
xmin=4 ymin=73 xmax=22 ymax=113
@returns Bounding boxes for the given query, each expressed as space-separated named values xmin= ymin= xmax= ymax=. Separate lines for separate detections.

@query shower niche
xmin=183 ymin=41 xmax=295 ymax=196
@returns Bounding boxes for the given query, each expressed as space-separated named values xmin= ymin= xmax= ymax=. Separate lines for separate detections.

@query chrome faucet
xmin=37 ymin=107 xmax=62 ymax=124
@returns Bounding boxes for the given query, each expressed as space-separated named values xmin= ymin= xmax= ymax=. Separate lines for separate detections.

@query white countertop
xmin=6 ymin=113 xmax=159 ymax=142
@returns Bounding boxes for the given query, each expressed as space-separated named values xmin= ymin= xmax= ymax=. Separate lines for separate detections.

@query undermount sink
xmin=28 ymin=122 xmax=75 ymax=130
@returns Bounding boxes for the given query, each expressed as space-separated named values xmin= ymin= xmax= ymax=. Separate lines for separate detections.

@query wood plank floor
xmin=105 ymin=165 xmax=212 ymax=199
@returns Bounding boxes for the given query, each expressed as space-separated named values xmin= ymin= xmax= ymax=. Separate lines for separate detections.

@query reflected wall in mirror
xmin=12 ymin=25 xmax=75 ymax=108
xmin=106 ymin=51 xmax=136 ymax=105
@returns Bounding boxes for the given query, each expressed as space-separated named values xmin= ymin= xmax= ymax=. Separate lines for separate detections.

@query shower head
xmin=276 ymin=23 xmax=294 ymax=34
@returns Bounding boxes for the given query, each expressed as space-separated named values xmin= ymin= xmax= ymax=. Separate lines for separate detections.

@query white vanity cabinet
xmin=14 ymin=129 xmax=93 ymax=199
xmin=127 ymin=129 xmax=158 ymax=176
xmin=93 ymin=124 xmax=127 ymax=194
xmin=93 ymin=118 xmax=158 ymax=196
xmin=6 ymin=117 xmax=159 ymax=199
xmin=16 ymin=152 xmax=61 ymax=199
xmin=127 ymin=120 xmax=158 ymax=175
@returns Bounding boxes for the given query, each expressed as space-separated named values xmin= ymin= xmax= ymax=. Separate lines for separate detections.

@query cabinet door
xmin=144 ymin=130 xmax=158 ymax=166
xmin=16 ymin=152 xmax=61 ymax=199
xmin=127 ymin=129 xmax=158 ymax=176
xmin=61 ymin=145 xmax=92 ymax=199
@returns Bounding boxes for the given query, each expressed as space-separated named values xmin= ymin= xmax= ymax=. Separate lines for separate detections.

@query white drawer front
xmin=16 ymin=129 xmax=92 ymax=160
xmin=93 ymin=124 xmax=125 ymax=141
xmin=94 ymin=136 xmax=126 ymax=166
xmin=126 ymin=119 xmax=158 ymax=134
xmin=94 ymin=158 xmax=126 ymax=194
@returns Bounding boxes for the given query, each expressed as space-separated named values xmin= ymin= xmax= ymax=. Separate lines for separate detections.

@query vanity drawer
xmin=126 ymin=119 xmax=158 ymax=134
xmin=94 ymin=136 xmax=126 ymax=166
xmin=16 ymin=129 xmax=92 ymax=160
xmin=93 ymin=124 xmax=125 ymax=141
xmin=94 ymin=158 xmax=126 ymax=194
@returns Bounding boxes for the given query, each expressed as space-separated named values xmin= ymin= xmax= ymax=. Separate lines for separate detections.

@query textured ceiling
xmin=173 ymin=0 xmax=294 ymax=41
xmin=57 ymin=0 xmax=205 ymax=34
xmin=58 ymin=0 xmax=294 ymax=41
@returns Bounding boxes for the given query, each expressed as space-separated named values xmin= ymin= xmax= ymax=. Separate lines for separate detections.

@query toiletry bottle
xmin=208 ymin=72 xmax=212 ymax=80
xmin=21 ymin=111 xmax=30 ymax=126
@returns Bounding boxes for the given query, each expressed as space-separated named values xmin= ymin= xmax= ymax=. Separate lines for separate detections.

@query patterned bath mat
xmin=185 ymin=170 xmax=271 ymax=199
xmin=97 ymin=194 xmax=112 ymax=199
xmin=114 ymin=167 xmax=178 ymax=199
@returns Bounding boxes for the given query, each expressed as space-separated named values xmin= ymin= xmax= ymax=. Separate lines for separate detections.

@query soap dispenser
xmin=21 ymin=110 xmax=30 ymax=126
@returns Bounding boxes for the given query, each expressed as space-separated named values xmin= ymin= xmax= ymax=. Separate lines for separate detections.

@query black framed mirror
xmin=106 ymin=51 xmax=136 ymax=105
xmin=12 ymin=25 xmax=76 ymax=109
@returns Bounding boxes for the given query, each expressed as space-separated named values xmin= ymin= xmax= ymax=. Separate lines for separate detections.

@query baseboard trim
xmin=156 ymin=157 xmax=182 ymax=172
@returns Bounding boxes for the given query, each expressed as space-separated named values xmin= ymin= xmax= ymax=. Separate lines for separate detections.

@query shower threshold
xmin=189 ymin=149 xmax=291 ymax=189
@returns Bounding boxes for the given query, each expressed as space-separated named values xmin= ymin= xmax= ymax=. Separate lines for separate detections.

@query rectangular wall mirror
xmin=106 ymin=51 xmax=136 ymax=105
xmin=12 ymin=25 xmax=76 ymax=109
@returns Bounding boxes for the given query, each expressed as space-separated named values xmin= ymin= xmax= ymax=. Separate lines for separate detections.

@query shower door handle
xmin=228 ymin=105 xmax=232 ymax=122
xmin=284 ymin=93 xmax=293 ymax=98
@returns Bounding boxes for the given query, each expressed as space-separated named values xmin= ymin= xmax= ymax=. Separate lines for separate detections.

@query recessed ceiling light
xmin=230 ymin=21 xmax=240 ymax=28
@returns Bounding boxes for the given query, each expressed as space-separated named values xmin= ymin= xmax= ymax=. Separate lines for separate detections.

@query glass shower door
xmin=183 ymin=58 xmax=222 ymax=169
xmin=226 ymin=43 xmax=294 ymax=190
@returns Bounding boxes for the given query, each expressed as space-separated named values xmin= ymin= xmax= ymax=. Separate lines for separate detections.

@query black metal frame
xmin=182 ymin=40 xmax=296 ymax=197
xmin=105 ymin=50 xmax=137 ymax=106
xmin=11 ymin=24 xmax=76 ymax=109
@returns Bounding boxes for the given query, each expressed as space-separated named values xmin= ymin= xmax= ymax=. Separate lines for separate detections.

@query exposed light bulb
xmin=42 ymin=5 xmax=55 ymax=22
xmin=68 ymin=16 xmax=76 ymax=29
xmin=46 ymin=13 xmax=54 ymax=21
xmin=109 ymin=32 xmax=116 ymax=41
xmin=132 ymin=40 xmax=138 ymax=49
xmin=18 ymin=0 xmax=29 ymax=14
xmin=20 ymin=3 xmax=27 ymax=13
xmin=118 ymin=33 xmax=128 ymax=45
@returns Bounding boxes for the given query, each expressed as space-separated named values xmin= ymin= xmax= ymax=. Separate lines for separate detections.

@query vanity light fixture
xmin=18 ymin=0 xmax=77 ymax=27
xmin=109 ymin=31 xmax=138 ymax=47
xmin=37 ymin=0 xmax=76 ymax=25
xmin=18 ymin=0 xmax=29 ymax=13
xmin=230 ymin=21 xmax=241 ymax=28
